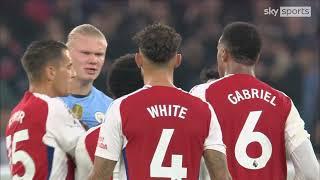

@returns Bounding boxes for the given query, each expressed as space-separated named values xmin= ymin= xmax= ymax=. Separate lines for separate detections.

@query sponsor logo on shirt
xmin=98 ymin=136 xmax=107 ymax=149
xmin=98 ymin=143 xmax=107 ymax=149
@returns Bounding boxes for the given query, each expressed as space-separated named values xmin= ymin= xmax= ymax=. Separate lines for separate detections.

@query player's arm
xmin=203 ymin=104 xmax=232 ymax=180
xmin=44 ymin=99 xmax=86 ymax=157
xmin=203 ymin=149 xmax=231 ymax=180
xmin=285 ymin=100 xmax=319 ymax=180
xmin=88 ymin=157 xmax=116 ymax=180
xmin=290 ymin=140 xmax=319 ymax=180
xmin=89 ymin=100 xmax=123 ymax=179
xmin=189 ymin=84 xmax=208 ymax=102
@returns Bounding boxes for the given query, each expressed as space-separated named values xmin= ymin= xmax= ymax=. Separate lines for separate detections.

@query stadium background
xmin=0 ymin=0 xmax=319 ymax=179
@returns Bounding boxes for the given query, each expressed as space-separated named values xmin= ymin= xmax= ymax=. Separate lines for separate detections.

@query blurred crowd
xmin=0 ymin=0 xmax=319 ymax=164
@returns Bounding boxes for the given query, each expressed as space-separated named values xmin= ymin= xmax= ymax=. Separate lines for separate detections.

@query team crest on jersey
xmin=95 ymin=112 xmax=105 ymax=123
xmin=71 ymin=104 xmax=83 ymax=120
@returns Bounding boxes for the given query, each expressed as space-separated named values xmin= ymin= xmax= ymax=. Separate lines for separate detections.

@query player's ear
xmin=135 ymin=52 xmax=142 ymax=68
xmin=221 ymin=47 xmax=228 ymax=63
xmin=174 ymin=53 xmax=182 ymax=68
xmin=45 ymin=65 xmax=56 ymax=81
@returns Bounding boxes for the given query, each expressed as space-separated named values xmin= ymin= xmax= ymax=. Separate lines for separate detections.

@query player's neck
xmin=29 ymin=83 xmax=57 ymax=97
xmin=69 ymin=79 xmax=93 ymax=96
xmin=143 ymin=68 xmax=175 ymax=87
xmin=226 ymin=63 xmax=255 ymax=77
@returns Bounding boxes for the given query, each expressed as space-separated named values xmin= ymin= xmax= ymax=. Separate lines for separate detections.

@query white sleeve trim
xmin=189 ymin=83 xmax=211 ymax=102
xmin=285 ymin=100 xmax=310 ymax=154
xmin=75 ymin=134 xmax=93 ymax=180
xmin=289 ymin=140 xmax=319 ymax=180
xmin=95 ymin=150 xmax=119 ymax=162
xmin=203 ymin=104 xmax=226 ymax=155
xmin=95 ymin=98 xmax=124 ymax=162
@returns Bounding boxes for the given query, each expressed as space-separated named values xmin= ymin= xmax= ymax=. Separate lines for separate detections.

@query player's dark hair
xmin=220 ymin=22 xmax=262 ymax=65
xmin=21 ymin=40 xmax=68 ymax=82
xmin=200 ymin=66 xmax=220 ymax=83
xmin=132 ymin=23 xmax=182 ymax=64
xmin=107 ymin=54 xmax=144 ymax=98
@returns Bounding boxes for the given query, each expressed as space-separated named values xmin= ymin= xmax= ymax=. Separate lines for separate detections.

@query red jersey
xmin=75 ymin=126 xmax=99 ymax=180
xmin=190 ymin=74 xmax=310 ymax=180
xmin=75 ymin=126 xmax=119 ymax=180
xmin=5 ymin=92 xmax=85 ymax=179
xmin=95 ymin=85 xmax=225 ymax=180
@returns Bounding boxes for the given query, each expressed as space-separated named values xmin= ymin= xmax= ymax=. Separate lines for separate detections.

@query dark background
xmin=1 ymin=0 xmax=319 ymax=165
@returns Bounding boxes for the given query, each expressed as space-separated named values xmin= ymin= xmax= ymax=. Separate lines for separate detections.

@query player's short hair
xmin=67 ymin=24 xmax=106 ymax=44
xmin=133 ymin=23 xmax=182 ymax=64
xmin=200 ymin=66 xmax=220 ymax=83
xmin=107 ymin=54 xmax=144 ymax=98
xmin=220 ymin=22 xmax=262 ymax=65
xmin=21 ymin=40 xmax=68 ymax=82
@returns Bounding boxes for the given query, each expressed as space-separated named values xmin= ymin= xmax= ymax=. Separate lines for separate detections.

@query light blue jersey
xmin=61 ymin=87 xmax=113 ymax=128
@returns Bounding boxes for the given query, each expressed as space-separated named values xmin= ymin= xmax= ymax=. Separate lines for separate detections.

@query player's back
xmin=192 ymin=74 xmax=291 ymax=180
xmin=117 ymin=85 xmax=219 ymax=180
xmin=6 ymin=92 xmax=76 ymax=180
xmin=6 ymin=92 xmax=49 ymax=179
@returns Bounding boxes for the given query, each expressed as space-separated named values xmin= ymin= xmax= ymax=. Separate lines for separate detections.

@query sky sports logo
xmin=264 ymin=6 xmax=311 ymax=17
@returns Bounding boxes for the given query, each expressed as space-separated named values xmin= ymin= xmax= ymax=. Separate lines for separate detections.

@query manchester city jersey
xmin=61 ymin=87 xmax=113 ymax=128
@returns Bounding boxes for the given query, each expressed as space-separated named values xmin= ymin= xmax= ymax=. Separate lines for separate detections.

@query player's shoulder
xmin=34 ymin=93 xmax=66 ymax=107
xmin=92 ymin=86 xmax=113 ymax=102
xmin=34 ymin=93 xmax=71 ymax=117
xmin=190 ymin=75 xmax=232 ymax=93
xmin=256 ymin=78 xmax=292 ymax=101
xmin=16 ymin=92 xmax=49 ymax=111
xmin=247 ymin=76 xmax=293 ymax=110
xmin=190 ymin=81 xmax=213 ymax=95
xmin=268 ymin=84 xmax=292 ymax=107
xmin=189 ymin=77 xmax=227 ymax=102
xmin=85 ymin=125 xmax=101 ymax=136
xmin=267 ymin=83 xmax=289 ymax=98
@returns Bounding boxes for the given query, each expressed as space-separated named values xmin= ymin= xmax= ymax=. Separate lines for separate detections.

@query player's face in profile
xmin=216 ymin=37 xmax=226 ymax=77
xmin=53 ymin=50 xmax=75 ymax=96
xmin=68 ymin=35 xmax=107 ymax=82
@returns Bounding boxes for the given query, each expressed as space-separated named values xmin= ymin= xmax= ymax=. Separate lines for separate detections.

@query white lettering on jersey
xmin=147 ymin=105 xmax=188 ymax=119
xmin=227 ymin=89 xmax=276 ymax=106
xmin=147 ymin=106 xmax=159 ymax=118
xmin=8 ymin=111 xmax=25 ymax=127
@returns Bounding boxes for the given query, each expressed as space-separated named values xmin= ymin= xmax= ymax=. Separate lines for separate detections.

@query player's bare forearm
xmin=204 ymin=149 xmax=232 ymax=180
xmin=88 ymin=156 xmax=117 ymax=180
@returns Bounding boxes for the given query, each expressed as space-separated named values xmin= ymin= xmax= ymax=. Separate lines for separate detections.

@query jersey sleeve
xmin=95 ymin=99 xmax=123 ymax=161
xmin=189 ymin=83 xmax=209 ymax=102
xmin=289 ymin=139 xmax=320 ymax=180
xmin=203 ymin=104 xmax=226 ymax=154
xmin=75 ymin=133 xmax=93 ymax=180
xmin=285 ymin=100 xmax=310 ymax=154
xmin=190 ymin=83 xmax=226 ymax=154
xmin=43 ymin=98 xmax=85 ymax=157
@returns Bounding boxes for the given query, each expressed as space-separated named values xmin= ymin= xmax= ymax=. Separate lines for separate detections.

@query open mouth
xmin=84 ymin=68 xmax=97 ymax=75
